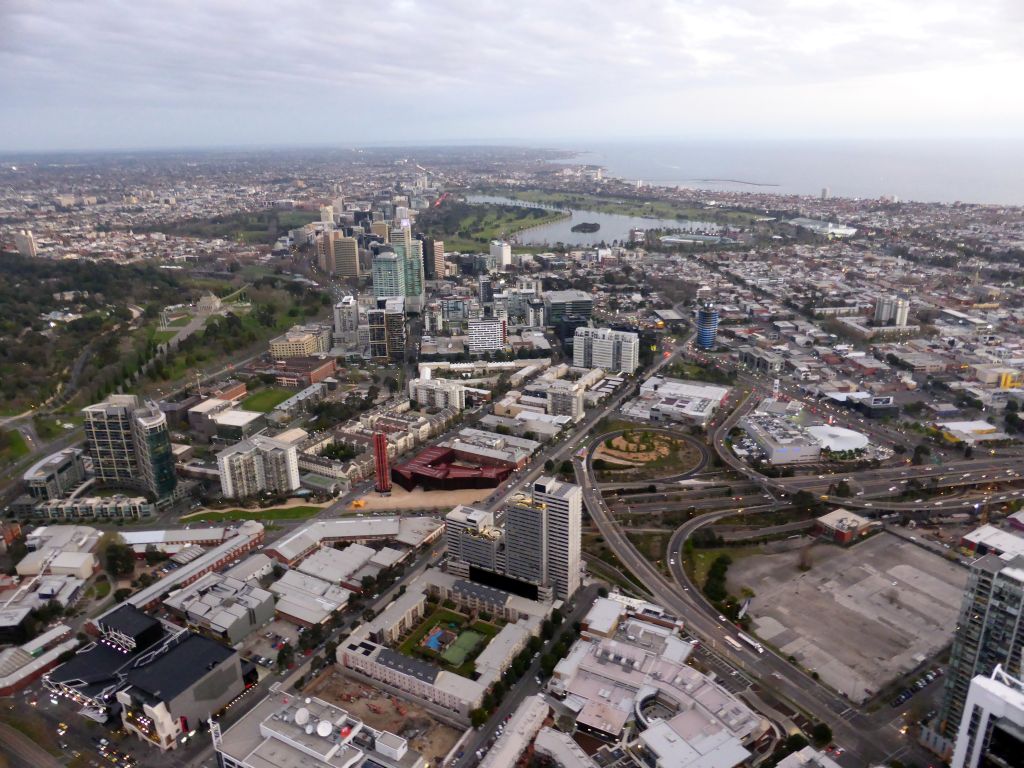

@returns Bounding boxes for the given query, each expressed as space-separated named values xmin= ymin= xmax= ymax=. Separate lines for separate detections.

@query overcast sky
xmin=2 ymin=0 xmax=1022 ymax=151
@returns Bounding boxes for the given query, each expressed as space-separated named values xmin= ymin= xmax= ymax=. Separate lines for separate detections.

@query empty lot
xmin=726 ymin=533 xmax=967 ymax=702
xmin=306 ymin=670 xmax=462 ymax=765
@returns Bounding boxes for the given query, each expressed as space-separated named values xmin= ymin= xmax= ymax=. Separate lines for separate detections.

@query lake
xmin=467 ymin=194 xmax=718 ymax=247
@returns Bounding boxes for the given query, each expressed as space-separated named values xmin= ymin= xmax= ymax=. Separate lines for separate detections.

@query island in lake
xmin=570 ymin=221 xmax=600 ymax=233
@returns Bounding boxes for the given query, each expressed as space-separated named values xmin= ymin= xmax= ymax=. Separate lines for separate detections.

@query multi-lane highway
xmin=576 ymin=437 xmax=915 ymax=767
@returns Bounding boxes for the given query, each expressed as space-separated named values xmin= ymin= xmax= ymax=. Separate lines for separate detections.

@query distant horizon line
xmin=3 ymin=135 xmax=1024 ymax=157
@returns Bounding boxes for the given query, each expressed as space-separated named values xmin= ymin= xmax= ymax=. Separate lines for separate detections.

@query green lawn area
xmin=144 ymin=209 xmax=319 ymax=245
xmin=441 ymin=630 xmax=483 ymax=666
xmin=166 ymin=315 xmax=191 ymax=327
xmin=0 ymin=428 xmax=29 ymax=464
xmin=481 ymin=188 xmax=761 ymax=225
xmin=423 ymin=201 xmax=568 ymax=252
xmin=397 ymin=608 xmax=467 ymax=656
xmin=33 ymin=415 xmax=65 ymax=441
xmin=153 ymin=330 xmax=178 ymax=344
xmin=687 ymin=546 xmax=763 ymax=588
xmin=470 ymin=620 xmax=502 ymax=637
xmin=394 ymin=607 xmax=495 ymax=676
xmin=242 ymin=387 xmax=295 ymax=412
xmin=94 ymin=579 xmax=111 ymax=599
xmin=182 ymin=505 xmax=321 ymax=523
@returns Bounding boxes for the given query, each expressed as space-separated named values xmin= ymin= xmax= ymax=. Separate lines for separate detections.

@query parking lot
xmin=727 ymin=532 xmax=967 ymax=703
xmin=242 ymin=618 xmax=302 ymax=668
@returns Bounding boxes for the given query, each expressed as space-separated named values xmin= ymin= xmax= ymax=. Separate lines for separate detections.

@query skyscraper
xmin=489 ymin=240 xmax=512 ymax=269
xmin=14 ymin=230 xmax=38 ymax=258
xmin=383 ymin=300 xmax=407 ymax=363
xmin=504 ymin=495 xmax=548 ymax=587
xmin=532 ymin=476 xmax=582 ymax=600
xmin=949 ymin=665 xmax=1024 ymax=768
xmin=422 ymin=237 xmax=445 ymax=280
xmin=874 ymin=294 xmax=910 ymax=327
xmin=503 ymin=477 xmax=583 ymax=600
xmin=334 ymin=235 xmax=360 ymax=279
xmin=696 ymin=300 xmax=719 ymax=350
xmin=333 ymin=295 xmax=360 ymax=347
xmin=367 ymin=308 xmax=389 ymax=362
xmin=937 ymin=554 xmax=1024 ymax=742
xmin=82 ymin=395 xmax=176 ymax=498
xmin=371 ymin=250 xmax=406 ymax=300
xmin=373 ymin=432 xmax=391 ymax=494
xmin=478 ymin=274 xmax=494 ymax=305
xmin=390 ymin=224 xmax=425 ymax=311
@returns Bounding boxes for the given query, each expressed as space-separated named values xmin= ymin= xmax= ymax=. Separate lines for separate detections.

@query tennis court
xmin=441 ymin=630 xmax=483 ymax=666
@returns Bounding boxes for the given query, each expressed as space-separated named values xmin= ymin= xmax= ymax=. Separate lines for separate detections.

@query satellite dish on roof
xmin=294 ymin=707 xmax=310 ymax=726
xmin=317 ymin=720 xmax=332 ymax=738
xmin=305 ymin=723 xmax=315 ymax=735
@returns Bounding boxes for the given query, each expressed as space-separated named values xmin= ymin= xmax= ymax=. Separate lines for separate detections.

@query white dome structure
xmin=806 ymin=425 xmax=869 ymax=452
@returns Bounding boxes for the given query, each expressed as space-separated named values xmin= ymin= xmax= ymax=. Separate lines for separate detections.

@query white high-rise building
xmin=527 ymin=299 xmax=546 ymax=328
xmin=490 ymin=240 xmax=512 ymax=269
xmin=950 ymin=666 xmax=1024 ymax=768
xmin=532 ymin=476 xmax=582 ymax=600
xmin=505 ymin=477 xmax=583 ymax=600
xmin=333 ymin=295 xmax=360 ymax=347
xmin=573 ymin=327 xmax=640 ymax=373
xmin=216 ymin=435 xmax=299 ymax=499
xmin=468 ymin=318 xmax=506 ymax=353
xmin=14 ymin=229 xmax=38 ymax=258
xmin=874 ymin=294 xmax=910 ymax=327
xmin=319 ymin=205 xmax=334 ymax=225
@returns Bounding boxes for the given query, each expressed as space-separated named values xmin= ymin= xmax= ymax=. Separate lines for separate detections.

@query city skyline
xmin=2 ymin=0 xmax=1022 ymax=152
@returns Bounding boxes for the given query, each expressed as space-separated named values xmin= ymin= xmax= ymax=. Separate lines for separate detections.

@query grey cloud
xmin=0 ymin=0 xmax=1021 ymax=150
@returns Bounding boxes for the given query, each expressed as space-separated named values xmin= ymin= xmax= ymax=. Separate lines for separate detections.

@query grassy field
xmin=243 ymin=387 xmax=295 ymax=412
xmin=145 ymin=209 xmax=320 ymax=245
xmin=686 ymin=545 xmax=764 ymax=588
xmin=0 ymin=429 xmax=29 ymax=464
xmin=182 ymin=505 xmax=321 ymax=523
xmin=480 ymin=188 xmax=762 ymax=225
xmin=595 ymin=431 xmax=702 ymax=480
xmin=420 ymin=200 xmax=569 ymax=252
xmin=166 ymin=315 xmax=191 ymax=327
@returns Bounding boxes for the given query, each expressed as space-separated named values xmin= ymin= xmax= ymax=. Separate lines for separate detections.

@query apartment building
xmin=82 ymin=395 xmax=176 ymax=498
xmin=572 ymin=327 xmax=640 ymax=374
xmin=216 ymin=435 xmax=300 ymax=499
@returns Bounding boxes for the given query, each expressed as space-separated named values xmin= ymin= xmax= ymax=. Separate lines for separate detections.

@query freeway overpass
xmin=575 ymin=439 xmax=913 ymax=767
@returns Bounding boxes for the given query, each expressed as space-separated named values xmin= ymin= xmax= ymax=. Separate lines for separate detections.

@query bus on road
xmin=723 ymin=636 xmax=744 ymax=653
xmin=737 ymin=632 xmax=764 ymax=654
